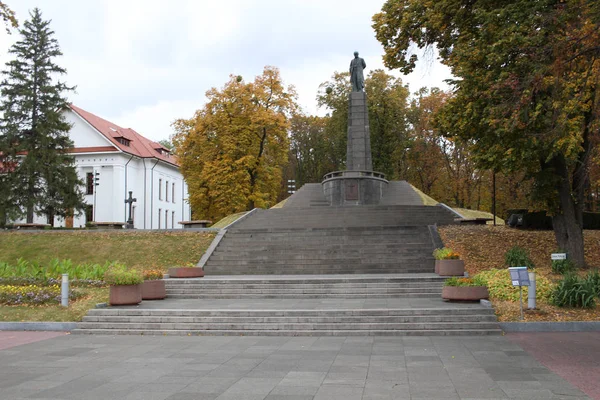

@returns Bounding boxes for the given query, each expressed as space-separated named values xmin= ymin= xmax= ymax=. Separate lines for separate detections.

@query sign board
xmin=508 ymin=267 xmax=530 ymax=287
xmin=551 ymin=253 xmax=567 ymax=260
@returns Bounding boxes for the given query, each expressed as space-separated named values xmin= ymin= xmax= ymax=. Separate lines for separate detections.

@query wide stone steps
xmin=73 ymin=308 xmax=501 ymax=336
xmin=204 ymin=265 xmax=435 ymax=275
xmin=163 ymin=277 xmax=444 ymax=298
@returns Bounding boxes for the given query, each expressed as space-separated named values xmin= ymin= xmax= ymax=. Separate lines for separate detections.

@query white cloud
xmin=0 ymin=0 xmax=454 ymax=142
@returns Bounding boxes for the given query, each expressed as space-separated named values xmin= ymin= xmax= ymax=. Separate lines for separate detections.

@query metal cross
xmin=124 ymin=191 xmax=137 ymax=227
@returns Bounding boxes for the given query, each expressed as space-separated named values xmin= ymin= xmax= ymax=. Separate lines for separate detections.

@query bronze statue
xmin=350 ymin=51 xmax=366 ymax=92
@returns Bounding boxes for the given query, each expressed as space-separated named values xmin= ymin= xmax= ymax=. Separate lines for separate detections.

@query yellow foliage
xmin=173 ymin=67 xmax=297 ymax=221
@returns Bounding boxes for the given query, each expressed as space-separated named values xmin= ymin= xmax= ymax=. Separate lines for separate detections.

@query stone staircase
xmin=73 ymin=182 xmax=502 ymax=336
xmin=164 ymin=275 xmax=445 ymax=299
xmin=203 ymin=204 xmax=456 ymax=276
xmin=74 ymin=306 xmax=500 ymax=336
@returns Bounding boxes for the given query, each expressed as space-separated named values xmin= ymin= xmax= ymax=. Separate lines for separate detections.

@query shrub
xmin=104 ymin=263 xmax=143 ymax=286
xmin=143 ymin=269 xmax=163 ymax=281
xmin=551 ymin=273 xmax=596 ymax=308
xmin=0 ymin=284 xmax=83 ymax=305
xmin=433 ymin=248 xmax=460 ymax=260
xmin=585 ymin=269 xmax=600 ymax=297
xmin=551 ymin=257 xmax=575 ymax=275
xmin=0 ymin=258 xmax=110 ymax=281
xmin=0 ymin=277 xmax=104 ymax=288
xmin=444 ymin=276 xmax=487 ymax=287
xmin=475 ymin=269 xmax=554 ymax=302
xmin=505 ymin=246 xmax=534 ymax=269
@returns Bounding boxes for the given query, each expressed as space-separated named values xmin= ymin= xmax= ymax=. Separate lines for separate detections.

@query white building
xmin=20 ymin=104 xmax=191 ymax=229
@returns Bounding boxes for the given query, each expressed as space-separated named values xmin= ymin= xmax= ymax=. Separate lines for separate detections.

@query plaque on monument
xmin=345 ymin=180 xmax=359 ymax=200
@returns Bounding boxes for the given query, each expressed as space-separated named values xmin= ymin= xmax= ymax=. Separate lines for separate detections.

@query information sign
xmin=508 ymin=267 xmax=530 ymax=287
xmin=551 ymin=253 xmax=567 ymax=261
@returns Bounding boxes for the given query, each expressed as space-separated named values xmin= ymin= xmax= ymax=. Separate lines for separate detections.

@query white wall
xmin=12 ymin=111 xmax=191 ymax=229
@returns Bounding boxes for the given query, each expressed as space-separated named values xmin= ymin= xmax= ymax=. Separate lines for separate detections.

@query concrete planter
xmin=442 ymin=286 xmax=489 ymax=301
xmin=109 ymin=284 xmax=142 ymax=306
xmin=141 ymin=280 xmax=166 ymax=300
xmin=168 ymin=267 xmax=204 ymax=278
xmin=436 ymin=259 xmax=465 ymax=276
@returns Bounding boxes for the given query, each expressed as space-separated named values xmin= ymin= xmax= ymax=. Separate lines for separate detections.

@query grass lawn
xmin=440 ymin=225 xmax=600 ymax=322
xmin=0 ymin=287 xmax=108 ymax=322
xmin=0 ymin=231 xmax=215 ymax=269
xmin=211 ymin=212 xmax=248 ymax=229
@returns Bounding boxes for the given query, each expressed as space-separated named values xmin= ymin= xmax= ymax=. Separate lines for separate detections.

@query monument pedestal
xmin=322 ymin=170 xmax=387 ymax=206
xmin=322 ymin=91 xmax=388 ymax=206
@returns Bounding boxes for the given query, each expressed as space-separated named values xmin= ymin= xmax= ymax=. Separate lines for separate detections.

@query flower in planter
xmin=143 ymin=269 xmax=163 ymax=281
xmin=444 ymin=276 xmax=487 ymax=287
xmin=104 ymin=263 xmax=143 ymax=286
xmin=433 ymin=248 xmax=460 ymax=260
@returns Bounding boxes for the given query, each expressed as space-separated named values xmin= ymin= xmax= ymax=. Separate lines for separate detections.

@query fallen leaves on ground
xmin=439 ymin=225 xmax=600 ymax=322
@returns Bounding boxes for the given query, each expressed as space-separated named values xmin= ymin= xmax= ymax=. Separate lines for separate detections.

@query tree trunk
xmin=552 ymin=156 xmax=585 ymax=268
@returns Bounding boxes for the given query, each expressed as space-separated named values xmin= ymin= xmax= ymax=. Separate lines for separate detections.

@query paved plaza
xmin=0 ymin=333 xmax=593 ymax=400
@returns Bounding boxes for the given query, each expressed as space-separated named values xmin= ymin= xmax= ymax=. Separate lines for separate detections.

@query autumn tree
xmin=374 ymin=0 xmax=600 ymax=267
xmin=0 ymin=8 xmax=84 ymax=226
xmin=0 ymin=2 xmax=17 ymax=33
xmin=317 ymin=70 xmax=410 ymax=178
xmin=289 ymin=114 xmax=336 ymax=186
xmin=173 ymin=67 xmax=296 ymax=221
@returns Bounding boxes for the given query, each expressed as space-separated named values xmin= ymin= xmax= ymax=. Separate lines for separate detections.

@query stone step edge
xmin=87 ymin=308 xmax=494 ymax=316
xmin=71 ymin=329 xmax=502 ymax=336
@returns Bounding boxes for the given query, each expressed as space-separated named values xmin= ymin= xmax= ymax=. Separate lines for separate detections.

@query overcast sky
xmin=0 ymin=0 xmax=452 ymax=142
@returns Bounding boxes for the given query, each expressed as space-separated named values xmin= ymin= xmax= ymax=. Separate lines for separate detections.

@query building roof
xmin=69 ymin=104 xmax=179 ymax=167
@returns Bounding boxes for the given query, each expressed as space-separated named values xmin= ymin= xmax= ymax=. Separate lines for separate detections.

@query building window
xmin=172 ymin=211 xmax=175 ymax=228
xmin=165 ymin=181 xmax=169 ymax=202
xmin=172 ymin=183 xmax=175 ymax=203
xmin=116 ymin=137 xmax=130 ymax=146
xmin=85 ymin=205 xmax=93 ymax=223
xmin=158 ymin=208 xmax=161 ymax=229
xmin=159 ymin=179 xmax=162 ymax=200
xmin=86 ymin=173 xmax=94 ymax=195
xmin=165 ymin=210 xmax=168 ymax=229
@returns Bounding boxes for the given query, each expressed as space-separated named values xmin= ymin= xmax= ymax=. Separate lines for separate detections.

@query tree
xmin=289 ymin=114 xmax=333 ymax=186
xmin=0 ymin=2 xmax=17 ymax=33
xmin=173 ymin=66 xmax=296 ymax=221
xmin=374 ymin=0 xmax=600 ymax=267
xmin=0 ymin=8 xmax=84 ymax=225
xmin=158 ymin=139 xmax=174 ymax=151
xmin=317 ymin=70 xmax=410 ymax=178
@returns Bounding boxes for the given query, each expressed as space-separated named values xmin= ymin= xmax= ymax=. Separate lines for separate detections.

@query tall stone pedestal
xmin=322 ymin=92 xmax=388 ymax=206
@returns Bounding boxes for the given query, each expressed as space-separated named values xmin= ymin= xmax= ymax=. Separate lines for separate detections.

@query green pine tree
xmin=0 ymin=7 xmax=84 ymax=225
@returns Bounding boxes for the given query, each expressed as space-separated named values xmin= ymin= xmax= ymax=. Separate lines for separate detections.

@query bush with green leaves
xmin=432 ymin=248 xmax=460 ymax=260
xmin=551 ymin=273 xmax=596 ymax=308
xmin=504 ymin=246 xmax=534 ymax=269
xmin=551 ymin=258 xmax=575 ymax=275
xmin=444 ymin=276 xmax=487 ymax=287
xmin=585 ymin=269 xmax=600 ymax=297
xmin=0 ymin=258 xmax=110 ymax=281
xmin=103 ymin=263 xmax=143 ymax=286
xmin=475 ymin=269 xmax=554 ymax=302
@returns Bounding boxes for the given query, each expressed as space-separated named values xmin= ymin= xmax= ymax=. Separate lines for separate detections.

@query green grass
xmin=0 ymin=287 xmax=108 ymax=322
xmin=271 ymin=199 xmax=288 ymax=209
xmin=454 ymin=208 xmax=505 ymax=225
xmin=0 ymin=231 xmax=215 ymax=269
xmin=409 ymin=185 xmax=439 ymax=206
xmin=211 ymin=212 xmax=248 ymax=229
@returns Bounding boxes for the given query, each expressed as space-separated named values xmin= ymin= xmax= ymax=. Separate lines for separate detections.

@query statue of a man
xmin=349 ymin=51 xmax=366 ymax=92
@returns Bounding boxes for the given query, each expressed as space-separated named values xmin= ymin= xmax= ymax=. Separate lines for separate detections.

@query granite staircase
xmin=203 ymin=204 xmax=456 ymax=276
xmin=74 ymin=307 xmax=500 ymax=336
xmin=164 ymin=275 xmax=445 ymax=299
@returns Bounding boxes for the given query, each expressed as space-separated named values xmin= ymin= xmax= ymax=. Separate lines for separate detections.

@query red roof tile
xmin=69 ymin=104 xmax=179 ymax=167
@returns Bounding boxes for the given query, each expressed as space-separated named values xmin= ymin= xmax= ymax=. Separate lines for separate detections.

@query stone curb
xmin=0 ymin=322 xmax=76 ymax=331
xmin=437 ymin=203 xmax=465 ymax=219
xmin=197 ymin=209 xmax=259 ymax=269
xmin=500 ymin=322 xmax=600 ymax=332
